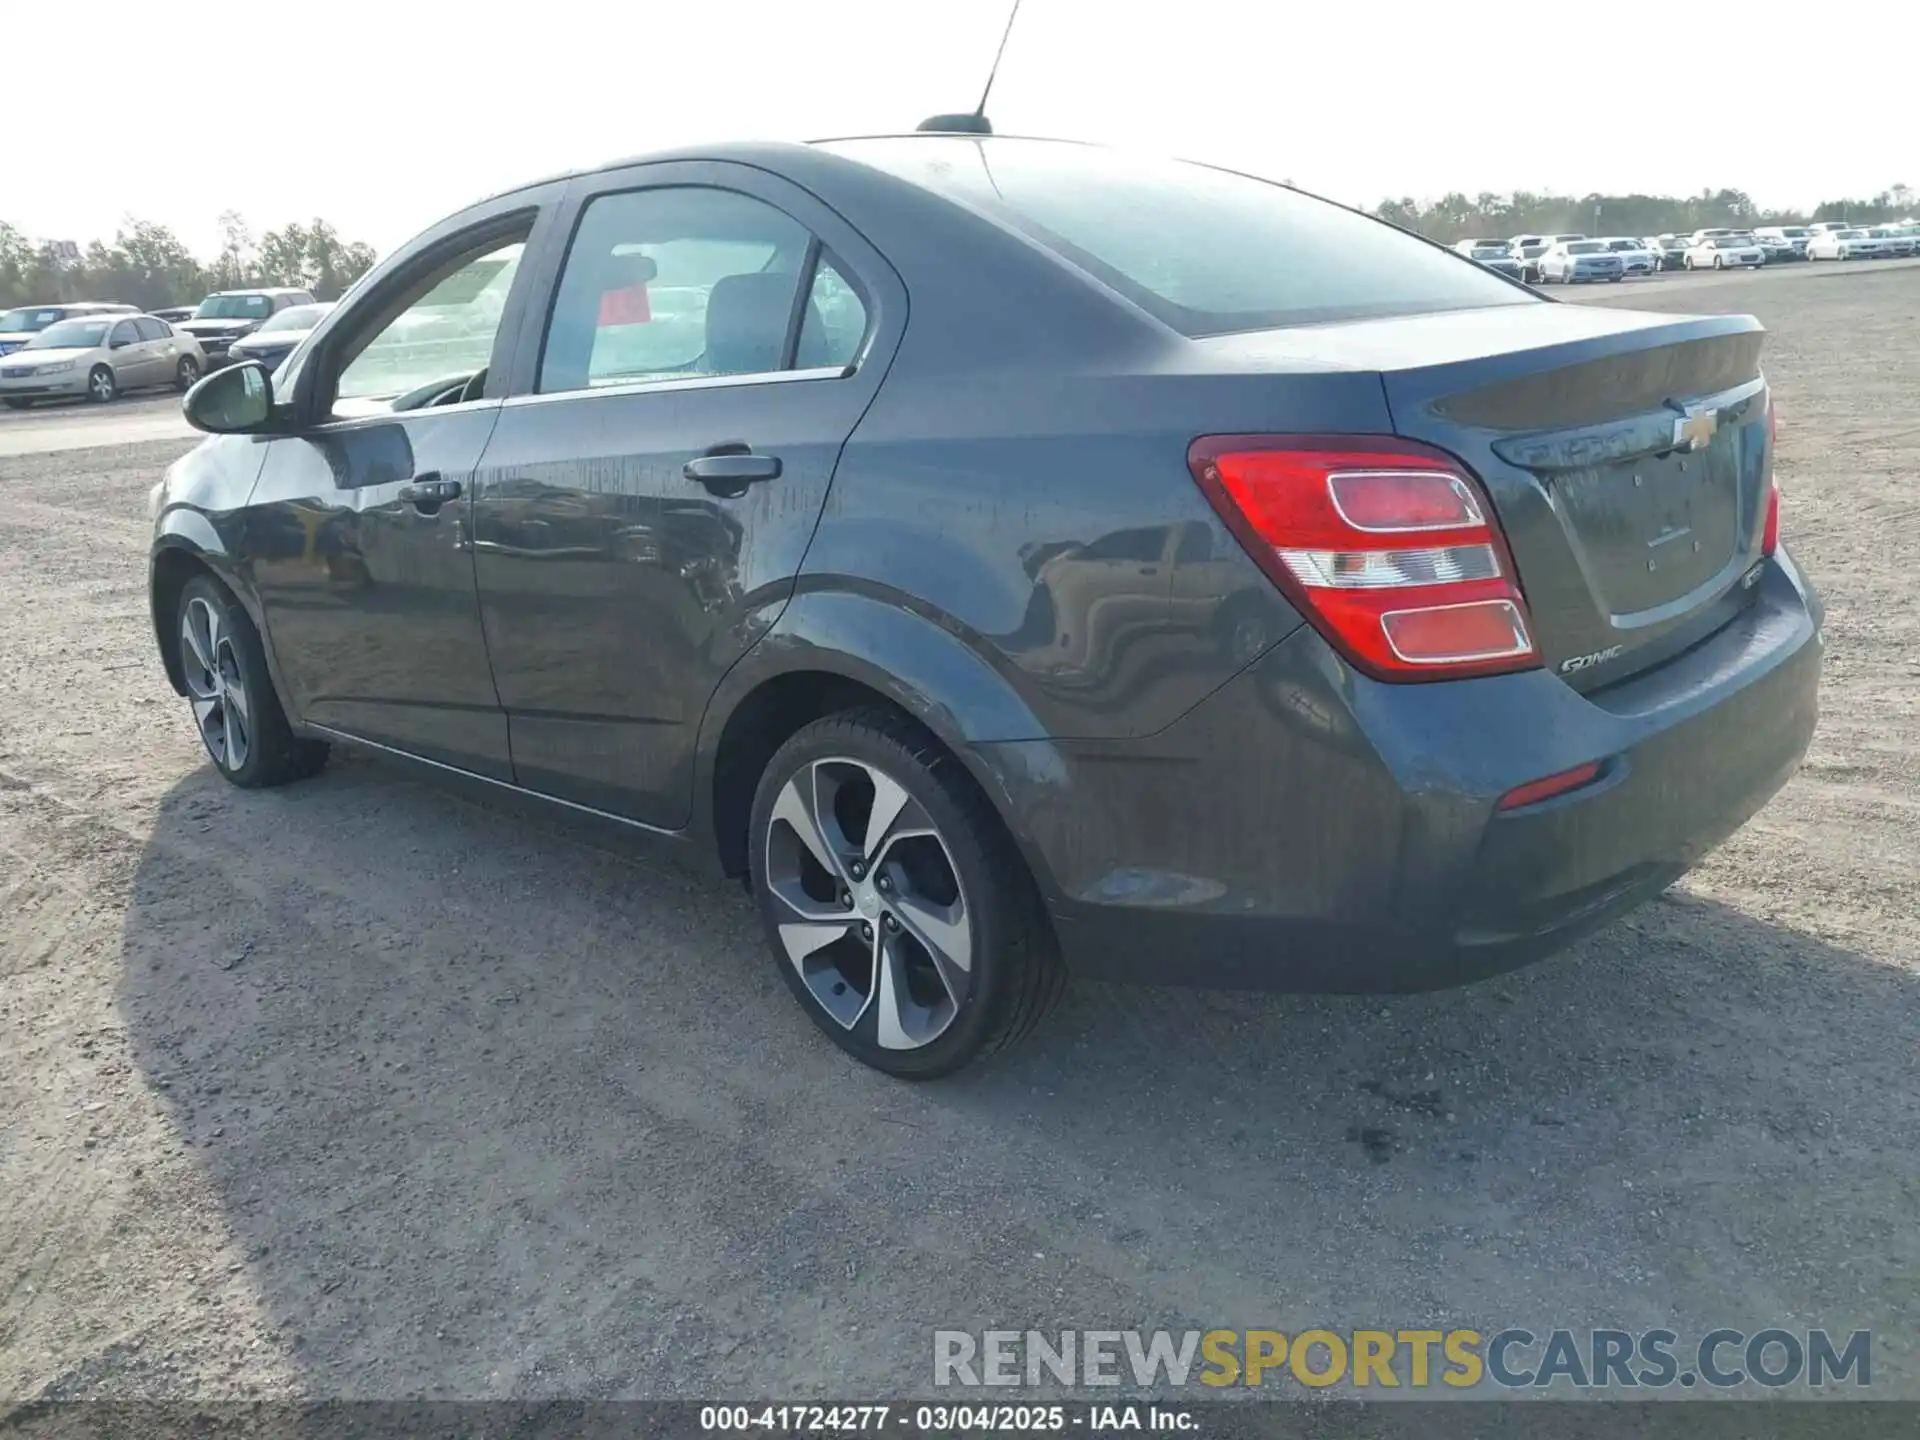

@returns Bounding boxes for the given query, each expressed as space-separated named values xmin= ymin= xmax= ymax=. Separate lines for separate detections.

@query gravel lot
xmin=3 ymin=260 xmax=1917 ymax=1406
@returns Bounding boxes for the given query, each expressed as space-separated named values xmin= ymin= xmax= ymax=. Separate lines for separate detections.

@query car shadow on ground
xmin=114 ymin=751 xmax=1919 ymax=1399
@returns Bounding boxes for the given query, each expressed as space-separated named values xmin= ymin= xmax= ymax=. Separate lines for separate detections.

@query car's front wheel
xmin=87 ymin=365 xmax=117 ymax=403
xmin=176 ymin=573 xmax=330 ymax=788
xmin=748 ymin=709 xmax=1065 ymax=1077
xmin=175 ymin=355 xmax=201 ymax=391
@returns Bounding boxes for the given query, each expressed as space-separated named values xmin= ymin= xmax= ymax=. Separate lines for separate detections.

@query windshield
xmin=0 ymin=308 xmax=65 ymax=334
xmin=1465 ymin=240 xmax=1506 ymax=252
xmin=1838 ymin=231 xmax=1866 ymax=239
xmin=28 ymin=320 xmax=108 ymax=349
xmin=195 ymin=293 xmax=276 ymax=320
xmin=1565 ymin=242 xmax=1605 ymax=254
xmin=824 ymin=138 xmax=1532 ymax=335
xmin=1606 ymin=240 xmax=1639 ymax=250
xmin=1781 ymin=228 xmax=1810 ymax=238
xmin=255 ymin=304 xmax=329 ymax=334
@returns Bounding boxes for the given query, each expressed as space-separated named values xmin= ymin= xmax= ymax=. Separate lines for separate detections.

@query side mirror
xmin=184 ymin=360 xmax=274 ymax=434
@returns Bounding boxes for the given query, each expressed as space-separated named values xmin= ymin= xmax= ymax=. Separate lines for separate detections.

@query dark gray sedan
xmin=146 ymin=135 xmax=1821 ymax=1076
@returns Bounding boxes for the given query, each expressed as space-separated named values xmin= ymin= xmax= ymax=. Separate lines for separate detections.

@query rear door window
xmin=538 ymin=186 xmax=818 ymax=393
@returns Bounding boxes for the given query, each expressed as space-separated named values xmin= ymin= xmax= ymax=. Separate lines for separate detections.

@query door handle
xmin=684 ymin=447 xmax=782 ymax=497
xmin=399 ymin=474 xmax=462 ymax=513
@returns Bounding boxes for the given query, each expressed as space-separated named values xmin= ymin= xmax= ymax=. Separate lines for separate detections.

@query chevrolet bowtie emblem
xmin=1670 ymin=405 xmax=1718 ymax=453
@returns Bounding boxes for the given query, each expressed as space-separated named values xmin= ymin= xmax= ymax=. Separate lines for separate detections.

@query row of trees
xmin=5 ymin=181 xmax=1913 ymax=312
xmin=1371 ymin=185 xmax=1918 ymax=244
xmin=0 ymin=211 xmax=377 ymax=312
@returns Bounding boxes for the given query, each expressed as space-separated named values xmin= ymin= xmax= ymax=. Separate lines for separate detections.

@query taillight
xmin=1187 ymin=436 xmax=1540 ymax=681
xmin=1761 ymin=395 xmax=1780 ymax=557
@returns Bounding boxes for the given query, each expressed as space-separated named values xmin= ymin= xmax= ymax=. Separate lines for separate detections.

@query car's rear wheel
xmin=748 ymin=709 xmax=1065 ymax=1078
xmin=176 ymin=573 xmax=329 ymax=788
xmin=87 ymin=365 xmax=117 ymax=404
xmin=175 ymin=355 xmax=201 ymax=391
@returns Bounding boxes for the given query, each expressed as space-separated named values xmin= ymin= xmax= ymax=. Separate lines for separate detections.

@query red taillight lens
xmin=1188 ymin=436 xmax=1540 ymax=681
xmin=1497 ymin=761 xmax=1604 ymax=812
xmin=1761 ymin=481 xmax=1780 ymax=557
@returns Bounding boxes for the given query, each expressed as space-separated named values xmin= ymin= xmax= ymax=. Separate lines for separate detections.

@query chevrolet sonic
xmin=146 ymin=135 xmax=1822 ymax=1076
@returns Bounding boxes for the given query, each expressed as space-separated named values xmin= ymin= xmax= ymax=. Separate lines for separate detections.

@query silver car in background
xmin=226 ymin=302 xmax=338 ymax=373
xmin=0 ymin=313 xmax=205 ymax=407
xmin=1536 ymin=239 xmax=1625 ymax=283
xmin=1807 ymin=228 xmax=1885 ymax=260
xmin=1600 ymin=237 xmax=1657 ymax=276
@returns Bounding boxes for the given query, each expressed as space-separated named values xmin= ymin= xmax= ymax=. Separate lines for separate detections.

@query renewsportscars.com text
xmin=934 ymin=1327 xmax=1872 ymax=1392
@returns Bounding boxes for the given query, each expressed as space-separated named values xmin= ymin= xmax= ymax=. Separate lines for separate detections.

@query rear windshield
xmin=1605 ymin=240 xmax=1639 ymax=250
xmin=826 ymin=138 xmax=1532 ymax=335
xmin=1565 ymin=242 xmax=1605 ymax=254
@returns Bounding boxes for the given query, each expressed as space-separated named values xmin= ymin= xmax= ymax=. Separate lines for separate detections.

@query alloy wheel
xmin=762 ymin=756 xmax=972 ymax=1050
xmin=180 ymin=595 xmax=251 ymax=771
xmin=89 ymin=367 xmax=116 ymax=403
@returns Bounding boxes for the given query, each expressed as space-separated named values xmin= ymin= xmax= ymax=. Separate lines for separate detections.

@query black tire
xmin=86 ymin=364 xmax=117 ymax=404
xmin=175 ymin=355 xmax=201 ymax=391
xmin=748 ymin=708 xmax=1065 ymax=1078
xmin=176 ymin=572 xmax=329 ymax=788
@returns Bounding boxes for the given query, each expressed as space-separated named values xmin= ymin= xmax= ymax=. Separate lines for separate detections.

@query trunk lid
xmin=1208 ymin=302 xmax=1769 ymax=690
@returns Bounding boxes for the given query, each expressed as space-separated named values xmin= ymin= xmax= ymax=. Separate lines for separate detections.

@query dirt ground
xmin=2 ymin=261 xmax=1917 ymax=1405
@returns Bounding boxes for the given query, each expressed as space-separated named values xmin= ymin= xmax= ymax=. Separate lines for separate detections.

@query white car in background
xmin=1450 ymin=238 xmax=1524 ymax=279
xmin=1683 ymin=234 xmax=1765 ymax=270
xmin=1599 ymin=237 xmax=1657 ymax=276
xmin=1807 ymin=228 xmax=1886 ymax=260
xmin=1506 ymin=233 xmax=1552 ymax=282
xmin=1537 ymin=239 xmax=1625 ymax=284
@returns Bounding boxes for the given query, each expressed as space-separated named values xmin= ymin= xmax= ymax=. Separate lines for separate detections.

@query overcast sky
xmin=5 ymin=1 xmax=1908 ymax=257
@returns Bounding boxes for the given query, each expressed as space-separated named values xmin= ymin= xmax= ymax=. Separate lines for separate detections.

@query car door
xmin=470 ymin=162 xmax=904 ymax=828
xmin=103 ymin=320 xmax=150 ymax=386
xmin=244 ymin=194 xmax=562 ymax=778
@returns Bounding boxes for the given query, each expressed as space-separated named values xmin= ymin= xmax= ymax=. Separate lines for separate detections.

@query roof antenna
xmin=916 ymin=0 xmax=1021 ymax=135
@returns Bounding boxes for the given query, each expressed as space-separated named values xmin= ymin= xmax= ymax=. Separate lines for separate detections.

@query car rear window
xmin=825 ymin=137 xmax=1532 ymax=335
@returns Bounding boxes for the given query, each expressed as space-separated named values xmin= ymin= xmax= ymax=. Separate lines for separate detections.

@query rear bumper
xmin=981 ymin=553 xmax=1822 ymax=992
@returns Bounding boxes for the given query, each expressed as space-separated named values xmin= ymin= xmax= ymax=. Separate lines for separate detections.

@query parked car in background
xmin=1599 ymin=237 xmax=1656 ymax=276
xmin=1865 ymin=227 xmax=1915 ymax=257
xmin=0 ymin=302 xmax=137 ymax=358
xmin=1537 ymin=239 xmax=1625 ymax=283
xmin=1753 ymin=226 xmax=1812 ymax=260
xmin=176 ymin=287 xmax=316 ymax=366
xmin=0 ymin=313 xmax=204 ymax=407
xmin=1684 ymin=234 xmax=1765 ymax=270
xmin=1689 ymin=228 xmax=1738 ymax=245
xmin=150 ymin=305 xmax=198 ymax=324
xmin=1807 ymin=221 xmax=1852 ymax=235
xmin=1452 ymin=238 xmax=1523 ymax=279
xmin=1807 ymin=228 xmax=1885 ymax=260
xmin=226 ymin=302 xmax=337 ymax=373
xmin=1646 ymin=235 xmax=1689 ymax=271
xmin=1506 ymin=234 xmax=1552 ymax=282
xmin=1751 ymin=232 xmax=1799 ymax=264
